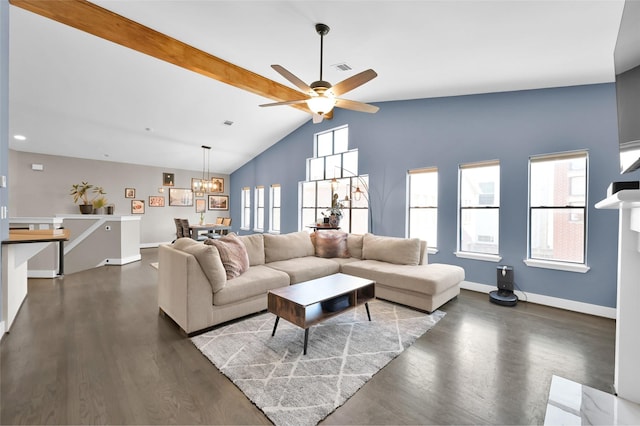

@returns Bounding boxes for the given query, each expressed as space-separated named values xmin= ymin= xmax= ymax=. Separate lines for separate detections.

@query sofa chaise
xmin=158 ymin=230 xmax=464 ymax=335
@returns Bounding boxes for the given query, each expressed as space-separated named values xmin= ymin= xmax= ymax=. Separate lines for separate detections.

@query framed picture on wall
xmin=211 ymin=177 xmax=224 ymax=193
xmin=163 ymin=172 xmax=175 ymax=186
xmin=195 ymin=198 xmax=206 ymax=213
xmin=125 ymin=188 xmax=135 ymax=198
xmin=208 ymin=195 xmax=229 ymax=210
xmin=131 ymin=200 xmax=145 ymax=214
xmin=169 ymin=188 xmax=193 ymax=206
xmin=149 ymin=196 xmax=165 ymax=207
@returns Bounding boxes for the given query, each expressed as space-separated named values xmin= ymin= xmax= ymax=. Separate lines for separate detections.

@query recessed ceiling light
xmin=13 ymin=134 xmax=27 ymax=141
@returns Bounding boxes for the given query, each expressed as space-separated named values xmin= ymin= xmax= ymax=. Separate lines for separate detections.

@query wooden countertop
xmin=3 ymin=229 xmax=71 ymax=244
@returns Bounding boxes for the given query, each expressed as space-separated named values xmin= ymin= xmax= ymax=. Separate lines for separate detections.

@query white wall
xmin=9 ymin=150 xmax=230 ymax=245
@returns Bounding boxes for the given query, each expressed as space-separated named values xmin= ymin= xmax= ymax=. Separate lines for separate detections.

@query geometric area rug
xmin=191 ymin=300 xmax=445 ymax=426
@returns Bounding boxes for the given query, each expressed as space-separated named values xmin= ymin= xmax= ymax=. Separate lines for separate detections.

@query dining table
xmin=188 ymin=224 xmax=231 ymax=240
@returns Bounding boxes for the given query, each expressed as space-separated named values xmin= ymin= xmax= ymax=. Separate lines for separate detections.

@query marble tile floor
xmin=545 ymin=375 xmax=640 ymax=425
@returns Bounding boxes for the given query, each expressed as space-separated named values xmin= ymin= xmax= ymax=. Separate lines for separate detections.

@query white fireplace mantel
xmin=596 ymin=189 xmax=640 ymax=404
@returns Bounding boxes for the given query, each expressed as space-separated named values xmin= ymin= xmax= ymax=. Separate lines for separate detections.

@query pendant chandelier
xmin=192 ymin=145 xmax=213 ymax=193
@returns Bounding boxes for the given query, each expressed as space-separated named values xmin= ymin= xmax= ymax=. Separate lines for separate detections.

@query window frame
xmin=407 ymin=167 xmax=439 ymax=253
xmin=525 ymin=151 xmax=590 ymax=273
xmin=269 ymin=184 xmax=281 ymax=234
xmin=455 ymin=160 xmax=502 ymax=262
xmin=254 ymin=186 xmax=265 ymax=232
xmin=240 ymin=187 xmax=251 ymax=230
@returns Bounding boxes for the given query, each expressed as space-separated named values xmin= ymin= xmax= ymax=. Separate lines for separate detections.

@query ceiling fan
xmin=260 ymin=23 xmax=379 ymax=123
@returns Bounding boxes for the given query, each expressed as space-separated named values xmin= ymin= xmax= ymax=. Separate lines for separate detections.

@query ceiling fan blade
xmin=272 ymin=65 xmax=313 ymax=93
xmin=335 ymin=98 xmax=379 ymax=113
xmin=259 ymin=99 xmax=309 ymax=107
xmin=331 ymin=69 xmax=378 ymax=97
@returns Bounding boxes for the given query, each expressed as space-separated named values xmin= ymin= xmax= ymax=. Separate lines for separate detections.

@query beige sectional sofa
xmin=158 ymin=231 xmax=464 ymax=335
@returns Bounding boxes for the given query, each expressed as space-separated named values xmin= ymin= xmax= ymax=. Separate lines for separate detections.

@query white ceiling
xmin=8 ymin=0 xmax=625 ymax=174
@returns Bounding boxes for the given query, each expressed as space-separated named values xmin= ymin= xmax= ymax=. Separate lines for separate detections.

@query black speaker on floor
xmin=490 ymin=265 xmax=518 ymax=306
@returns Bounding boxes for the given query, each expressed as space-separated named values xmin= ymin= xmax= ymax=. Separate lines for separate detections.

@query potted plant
xmin=70 ymin=182 xmax=107 ymax=214
xmin=92 ymin=195 xmax=109 ymax=214
xmin=323 ymin=193 xmax=344 ymax=227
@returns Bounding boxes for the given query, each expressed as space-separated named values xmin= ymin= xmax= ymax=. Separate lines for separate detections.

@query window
xmin=254 ymin=186 xmax=264 ymax=232
xmin=526 ymin=151 xmax=588 ymax=272
xmin=300 ymin=126 xmax=369 ymax=233
xmin=408 ymin=167 xmax=438 ymax=249
xmin=241 ymin=187 xmax=251 ymax=229
xmin=457 ymin=161 xmax=500 ymax=259
xmin=269 ymin=184 xmax=281 ymax=233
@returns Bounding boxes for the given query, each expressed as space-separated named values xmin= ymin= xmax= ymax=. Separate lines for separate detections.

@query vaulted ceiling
xmin=8 ymin=0 xmax=625 ymax=174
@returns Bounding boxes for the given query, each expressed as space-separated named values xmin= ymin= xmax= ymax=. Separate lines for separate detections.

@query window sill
xmin=454 ymin=251 xmax=502 ymax=262
xmin=524 ymin=258 xmax=590 ymax=273
xmin=427 ymin=247 xmax=439 ymax=255
xmin=268 ymin=230 xmax=281 ymax=235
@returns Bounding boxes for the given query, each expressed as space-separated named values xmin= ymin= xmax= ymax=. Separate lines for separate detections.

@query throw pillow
xmin=205 ymin=233 xmax=250 ymax=279
xmin=362 ymin=233 xmax=421 ymax=265
xmin=310 ymin=230 xmax=350 ymax=258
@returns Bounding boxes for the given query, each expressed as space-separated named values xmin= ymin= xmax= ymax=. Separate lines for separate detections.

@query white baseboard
xmin=0 ymin=321 xmax=5 ymax=339
xmin=140 ymin=242 xmax=171 ymax=249
xmin=97 ymin=254 xmax=142 ymax=267
xmin=27 ymin=269 xmax=58 ymax=278
xmin=461 ymin=281 xmax=617 ymax=319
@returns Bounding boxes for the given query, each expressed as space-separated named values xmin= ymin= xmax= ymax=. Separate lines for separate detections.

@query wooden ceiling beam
xmin=9 ymin=0 xmax=311 ymax=114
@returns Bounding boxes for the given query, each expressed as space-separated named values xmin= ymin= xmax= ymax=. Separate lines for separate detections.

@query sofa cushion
xmin=347 ymin=234 xmax=364 ymax=259
xmin=172 ymin=237 xmax=227 ymax=292
xmin=214 ymin=265 xmax=290 ymax=305
xmin=238 ymin=233 xmax=265 ymax=266
xmin=342 ymin=260 xmax=465 ymax=295
xmin=310 ymin=230 xmax=350 ymax=258
xmin=204 ymin=233 xmax=250 ymax=279
xmin=362 ymin=233 xmax=421 ymax=265
xmin=266 ymin=256 xmax=341 ymax=284
xmin=264 ymin=231 xmax=314 ymax=263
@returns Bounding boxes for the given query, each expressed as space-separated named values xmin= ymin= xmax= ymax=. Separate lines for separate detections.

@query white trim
xmin=0 ymin=321 xmax=5 ymax=338
xmin=63 ymin=217 xmax=107 ymax=254
xmin=140 ymin=242 xmax=172 ymax=249
xmin=461 ymin=280 xmax=616 ymax=319
xmin=96 ymin=254 xmax=142 ymax=267
xmin=454 ymin=251 xmax=502 ymax=262
xmin=427 ymin=247 xmax=439 ymax=255
xmin=27 ymin=269 xmax=58 ymax=278
xmin=524 ymin=258 xmax=590 ymax=273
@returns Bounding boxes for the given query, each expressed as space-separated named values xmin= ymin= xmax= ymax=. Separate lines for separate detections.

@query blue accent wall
xmin=232 ymin=83 xmax=638 ymax=308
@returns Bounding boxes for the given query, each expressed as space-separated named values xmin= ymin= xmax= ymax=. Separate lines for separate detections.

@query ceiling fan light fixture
xmin=306 ymin=94 xmax=336 ymax=116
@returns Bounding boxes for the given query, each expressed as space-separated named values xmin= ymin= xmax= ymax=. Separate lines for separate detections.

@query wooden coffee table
xmin=267 ymin=273 xmax=375 ymax=355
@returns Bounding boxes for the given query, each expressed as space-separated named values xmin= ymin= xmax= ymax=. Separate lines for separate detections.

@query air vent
xmin=332 ymin=62 xmax=352 ymax=71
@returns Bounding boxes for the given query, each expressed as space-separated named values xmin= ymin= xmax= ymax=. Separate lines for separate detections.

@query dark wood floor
xmin=1 ymin=248 xmax=615 ymax=425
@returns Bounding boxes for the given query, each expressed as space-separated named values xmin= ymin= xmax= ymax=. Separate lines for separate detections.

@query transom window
xmin=528 ymin=151 xmax=588 ymax=266
xmin=458 ymin=161 xmax=500 ymax=257
xmin=300 ymin=126 xmax=369 ymax=233
xmin=408 ymin=167 xmax=438 ymax=248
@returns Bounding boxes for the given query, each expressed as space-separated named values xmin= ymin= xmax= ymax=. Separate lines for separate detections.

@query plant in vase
xmin=323 ymin=193 xmax=344 ymax=227
xmin=92 ymin=195 xmax=108 ymax=214
xmin=70 ymin=181 xmax=107 ymax=214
